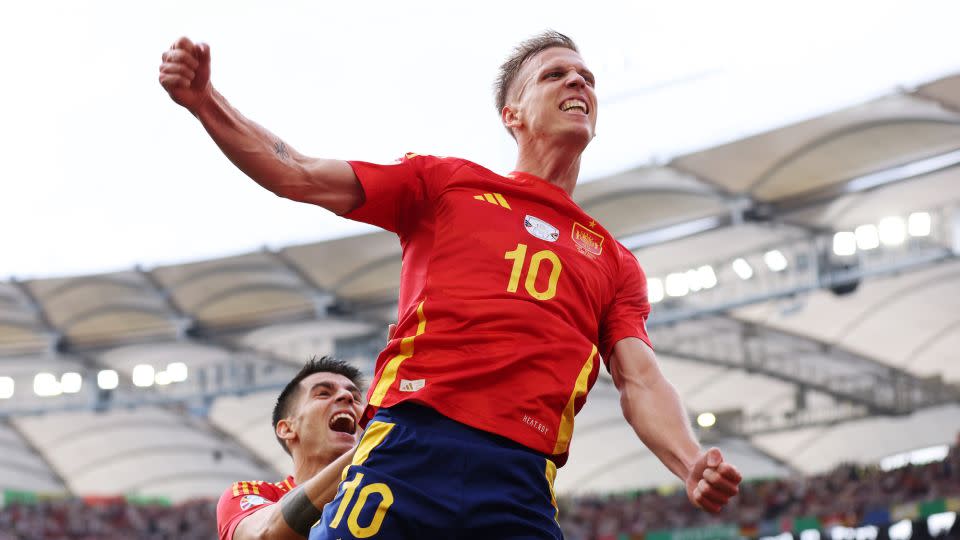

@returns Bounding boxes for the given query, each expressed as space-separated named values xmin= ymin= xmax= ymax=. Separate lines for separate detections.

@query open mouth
xmin=329 ymin=412 xmax=357 ymax=435
xmin=560 ymin=98 xmax=588 ymax=114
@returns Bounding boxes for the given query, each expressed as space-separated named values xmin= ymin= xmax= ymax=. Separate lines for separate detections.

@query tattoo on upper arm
xmin=279 ymin=484 xmax=323 ymax=537
xmin=274 ymin=140 xmax=290 ymax=160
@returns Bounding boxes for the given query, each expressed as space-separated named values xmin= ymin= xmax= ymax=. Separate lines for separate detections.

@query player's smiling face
xmin=289 ymin=372 xmax=364 ymax=461
xmin=506 ymin=47 xmax=597 ymax=145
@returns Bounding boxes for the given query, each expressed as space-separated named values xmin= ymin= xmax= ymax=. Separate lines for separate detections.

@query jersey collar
xmin=506 ymin=171 xmax=576 ymax=202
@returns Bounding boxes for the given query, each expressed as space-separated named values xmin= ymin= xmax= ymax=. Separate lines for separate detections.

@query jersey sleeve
xmin=215 ymin=483 xmax=279 ymax=540
xmin=598 ymin=245 xmax=653 ymax=366
xmin=344 ymin=153 xmax=450 ymax=235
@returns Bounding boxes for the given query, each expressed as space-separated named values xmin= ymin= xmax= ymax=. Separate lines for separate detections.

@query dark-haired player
xmin=215 ymin=357 xmax=364 ymax=540
xmin=162 ymin=31 xmax=742 ymax=539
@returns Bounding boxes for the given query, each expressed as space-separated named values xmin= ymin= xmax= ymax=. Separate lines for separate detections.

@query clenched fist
xmin=158 ymin=36 xmax=212 ymax=112
xmin=686 ymin=447 xmax=742 ymax=513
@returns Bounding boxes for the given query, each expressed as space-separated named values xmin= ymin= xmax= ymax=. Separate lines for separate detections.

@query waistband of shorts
xmin=374 ymin=402 xmax=549 ymax=459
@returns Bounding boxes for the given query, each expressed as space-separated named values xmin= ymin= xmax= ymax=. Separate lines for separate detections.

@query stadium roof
xmin=2 ymin=74 xmax=960 ymax=500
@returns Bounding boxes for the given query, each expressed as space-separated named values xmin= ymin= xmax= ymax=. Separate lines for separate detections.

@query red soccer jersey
xmin=216 ymin=477 xmax=296 ymax=540
xmin=345 ymin=154 xmax=651 ymax=464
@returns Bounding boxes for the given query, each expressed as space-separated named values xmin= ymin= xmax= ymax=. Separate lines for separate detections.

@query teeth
xmin=561 ymin=99 xmax=587 ymax=113
xmin=330 ymin=412 xmax=355 ymax=429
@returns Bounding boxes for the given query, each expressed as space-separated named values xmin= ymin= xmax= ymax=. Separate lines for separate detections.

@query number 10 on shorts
xmin=329 ymin=472 xmax=394 ymax=538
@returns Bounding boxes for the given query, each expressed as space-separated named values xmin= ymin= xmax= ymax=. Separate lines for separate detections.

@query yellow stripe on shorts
xmin=342 ymin=420 xmax=396 ymax=481
xmin=545 ymin=459 xmax=559 ymax=521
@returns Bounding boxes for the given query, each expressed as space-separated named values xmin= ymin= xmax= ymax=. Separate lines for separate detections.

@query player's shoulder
xmin=400 ymin=152 xmax=480 ymax=183
xmin=402 ymin=152 xmax=474 ymax=167
xmin=611 ymin=239 xmax=646 ymax=273
xmin=219 ymin=479 xmax=289 ymax=502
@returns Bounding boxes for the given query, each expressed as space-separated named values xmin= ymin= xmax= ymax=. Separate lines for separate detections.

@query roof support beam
xmin=624 ymin=148 xmax=960 ymax=250
xmin=653 ymin=317 xmax=959 ymax=416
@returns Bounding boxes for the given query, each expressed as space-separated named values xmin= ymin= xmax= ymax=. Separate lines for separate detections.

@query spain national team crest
xmin=572 ymin=222 xmax=604 ymax=257
xmin=239 ymin=495 xmax=268 ymax=511
xmin=524 ymin=215 xmax=560 ymax=242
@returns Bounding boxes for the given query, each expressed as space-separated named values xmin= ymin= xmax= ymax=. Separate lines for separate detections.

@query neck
xmin=291 ymin=450 xmax=334 ymax=485
xmin=513 ymin=135 xmax=585 ymax=195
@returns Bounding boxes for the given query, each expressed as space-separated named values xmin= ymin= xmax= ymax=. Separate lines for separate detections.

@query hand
xmin=158 ymin=36 xmax=212 ymax=112
xmin=685 ymin=447 xmax=742 ymax=513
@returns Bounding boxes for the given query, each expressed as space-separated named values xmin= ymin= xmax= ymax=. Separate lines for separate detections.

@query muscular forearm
xmin=235 ymin=449 xmax=355 ymax=539
xmin=281 ymin=449 xmax=357 ymax=533
xmin=611 ymin=339 xmax=742 ymax=512
xmin=192 ymin=88 xmax=360 ymax=215
xmin=619 ymin=371 xmax=701 ymax=482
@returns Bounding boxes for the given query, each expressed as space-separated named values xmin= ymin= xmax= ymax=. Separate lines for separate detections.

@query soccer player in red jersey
xmin=161 ymin=31 xmax=742 ymax=539
xmin=216 ymin=357 xmax=364 ymax=540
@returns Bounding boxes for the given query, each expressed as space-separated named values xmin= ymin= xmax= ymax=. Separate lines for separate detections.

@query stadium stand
xmin=2 ymin=72 xmax=960 ymax=537
xmin=0 ymin=436 xmax=955 ymax=539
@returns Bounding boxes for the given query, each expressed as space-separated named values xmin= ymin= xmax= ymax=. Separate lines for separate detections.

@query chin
xmin=330 ymin=434 xmax=358 ymax=451
xmin=557 ymin=127 xmax=594 ymax=147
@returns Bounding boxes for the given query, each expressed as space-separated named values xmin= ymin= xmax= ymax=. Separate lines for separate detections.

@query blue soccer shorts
xmin=309 ymin=403 xmax=563 ymax=539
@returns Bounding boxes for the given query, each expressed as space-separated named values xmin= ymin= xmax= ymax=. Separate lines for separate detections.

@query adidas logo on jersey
xmin=399 ymin=379 xmax=425 ymax=392
xmin=473 ymin=192 xmax=511 ymax=209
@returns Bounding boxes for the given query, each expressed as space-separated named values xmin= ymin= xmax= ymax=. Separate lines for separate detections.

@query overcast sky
xmin=3 ymin=0 xmax=959 ymax=280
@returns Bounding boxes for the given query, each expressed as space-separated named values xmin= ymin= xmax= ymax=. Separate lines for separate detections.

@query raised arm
xmin=158 ymin=37 xmax=363 ymax=215
xmin=230 ymin=447 xmax=355 ymax=540
xmin=608 ymin=337 xmax=742 ymax=513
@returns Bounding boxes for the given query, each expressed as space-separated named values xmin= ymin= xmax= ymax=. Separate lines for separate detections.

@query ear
xmin=502 ymin=105 xmax=522 ymax=131
xmin=276 ymin=418 xmax=296 ymax=444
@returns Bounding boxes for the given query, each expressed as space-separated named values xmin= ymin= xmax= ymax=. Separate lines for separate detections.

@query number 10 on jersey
xmin=504 ymin=243 xmax=562 ymax=301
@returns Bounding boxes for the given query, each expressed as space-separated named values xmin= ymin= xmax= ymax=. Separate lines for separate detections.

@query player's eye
xmin=545 ymin=71 xmax=563 ymax=79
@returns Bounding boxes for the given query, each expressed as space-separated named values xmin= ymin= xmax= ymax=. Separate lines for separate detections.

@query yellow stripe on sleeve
xmin=552 ymin=345 xmax=597 ymax=455
xmin=369 ymin=301 xmax=427 ymax=406
xmin=493 ymin=193 xmax=511 ymax=209
xmin=232 ymin=483 xmax=240 ymax=497
xmin=251 ymin=481 xmax=260 ymax=495
xmin=483 ymin=193 xmax=498 ymax=204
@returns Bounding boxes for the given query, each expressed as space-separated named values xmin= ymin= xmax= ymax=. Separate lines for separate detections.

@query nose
xmin=334 ymin=387 xmax=354 ymax=404
xmin=564 ymin=70 xmax=587 ymax=89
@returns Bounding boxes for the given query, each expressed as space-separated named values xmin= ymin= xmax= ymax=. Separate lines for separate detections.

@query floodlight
xmin=665 ymin=272 xmax=689 ymax=297
xmin=855 ymin=224 xmax=880 ymax=250
xmin=98 ymin=370 xmax=119 ymax=390
xmin=878 ymin=216 xmax=906 ymax=246
xmin=648 ymin=278 xmax=664 ymax=303
xmin=167 ymin=362 xmax=188 ymax=383
xmin=908 ymin=212 xmax=931 ymax=237
xmin=155 ymin=371 xmax=172 ymax=386
xmin=833 ymin=231 xmax=857 ymax=256
xmin=60 ymin=372 xmax=82 ymax=394
xmin=732 ymin=258 xmax=753 ymax=280
xmin=697 ymin=265 xmax=717 ymax=289
xmin=34 ymin=372 xmax=62 ymax=397
xmin=696 ymin=412 xmax=716 ymax=428
xmin=764 ymin=250 xmax=788 ymax=272
xmin=132 ymin=364 xmax=155 ymax=387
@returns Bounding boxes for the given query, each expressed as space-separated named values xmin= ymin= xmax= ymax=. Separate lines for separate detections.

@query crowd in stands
xmin=0 ymin=497 xmax=215 ymax=540
xmin=0 ymin=437 xmax=957 ymax=539
xmin=558 ymin=437 xmax=960 ymax=540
